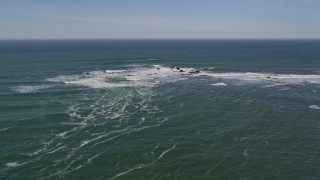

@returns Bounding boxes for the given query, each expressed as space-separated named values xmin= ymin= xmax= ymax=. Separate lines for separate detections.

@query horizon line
xmin=1 ymin=37 xmax=320 ymax=41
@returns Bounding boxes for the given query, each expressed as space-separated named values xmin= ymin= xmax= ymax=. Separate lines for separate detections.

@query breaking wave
xmin=202 ymin=72 xmax=320 ymax=85
xmin=46 ymin=65 xmax=320 ymax=90
xmin=211 ymin=82 xmax=228 ymax=86
xmin=46 ymin=65 xmax=194 ymax=89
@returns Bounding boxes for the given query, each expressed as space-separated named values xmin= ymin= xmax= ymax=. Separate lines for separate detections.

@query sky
xmin=0 ymin=0 xmax=320 ymax=39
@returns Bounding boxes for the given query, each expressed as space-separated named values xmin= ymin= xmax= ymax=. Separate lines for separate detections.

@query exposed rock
xmin=189 ymin=70 xmax=200 ymax=74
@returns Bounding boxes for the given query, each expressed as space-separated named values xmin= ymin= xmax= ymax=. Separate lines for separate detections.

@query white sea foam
xmin=46 ymin=75 xmax=80 ymax=83
xmin=105 ymin=70 xmax=126 ymax=73
xmin=211 ymin=82 xmax=227 ymax=86
xmin=108 ymin=145 xmax=176 ymax=180
xmin=201 ymin=72 xmax=320 ymax=85
xmin=11 ymin=83 xmax=164 ymax=179
xmin=243 ymin=149 xmax=250 ymax=158
xmin=309 ymin=105 xmax=320 ymax=110
xmin=0 ymin=127 xmax=11 ymax=132
xmin=11 ymin=85 xmax=52 ymax=93
xmin=5 ymin=162 xmax=23 ymax=168
xmin=203 ymin=67 xmax=216 ymax=70
xmin=47 ymin=65 xmax=320 ymax=89
xmin=47 ymin=65 xmax=194 ymax=89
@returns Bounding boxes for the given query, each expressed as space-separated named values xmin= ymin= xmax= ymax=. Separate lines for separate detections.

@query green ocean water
xmin=1 ymin=40 xmax=320 ymax=179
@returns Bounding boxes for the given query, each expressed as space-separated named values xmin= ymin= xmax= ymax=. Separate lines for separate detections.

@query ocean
xmin=1 ymin=40 xmax=320 ymax=179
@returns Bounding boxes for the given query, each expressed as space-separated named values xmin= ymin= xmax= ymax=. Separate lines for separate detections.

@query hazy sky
xmin=1 ymin=0 xmax=320 ymax=39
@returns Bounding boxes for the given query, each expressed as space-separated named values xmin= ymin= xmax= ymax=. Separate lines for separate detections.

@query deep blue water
xmin=1 ymin=40 xmax=320 ymax=179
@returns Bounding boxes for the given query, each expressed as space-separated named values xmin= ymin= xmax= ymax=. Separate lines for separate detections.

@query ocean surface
xmin=1 ymin=40 xmax=320 ymax=179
